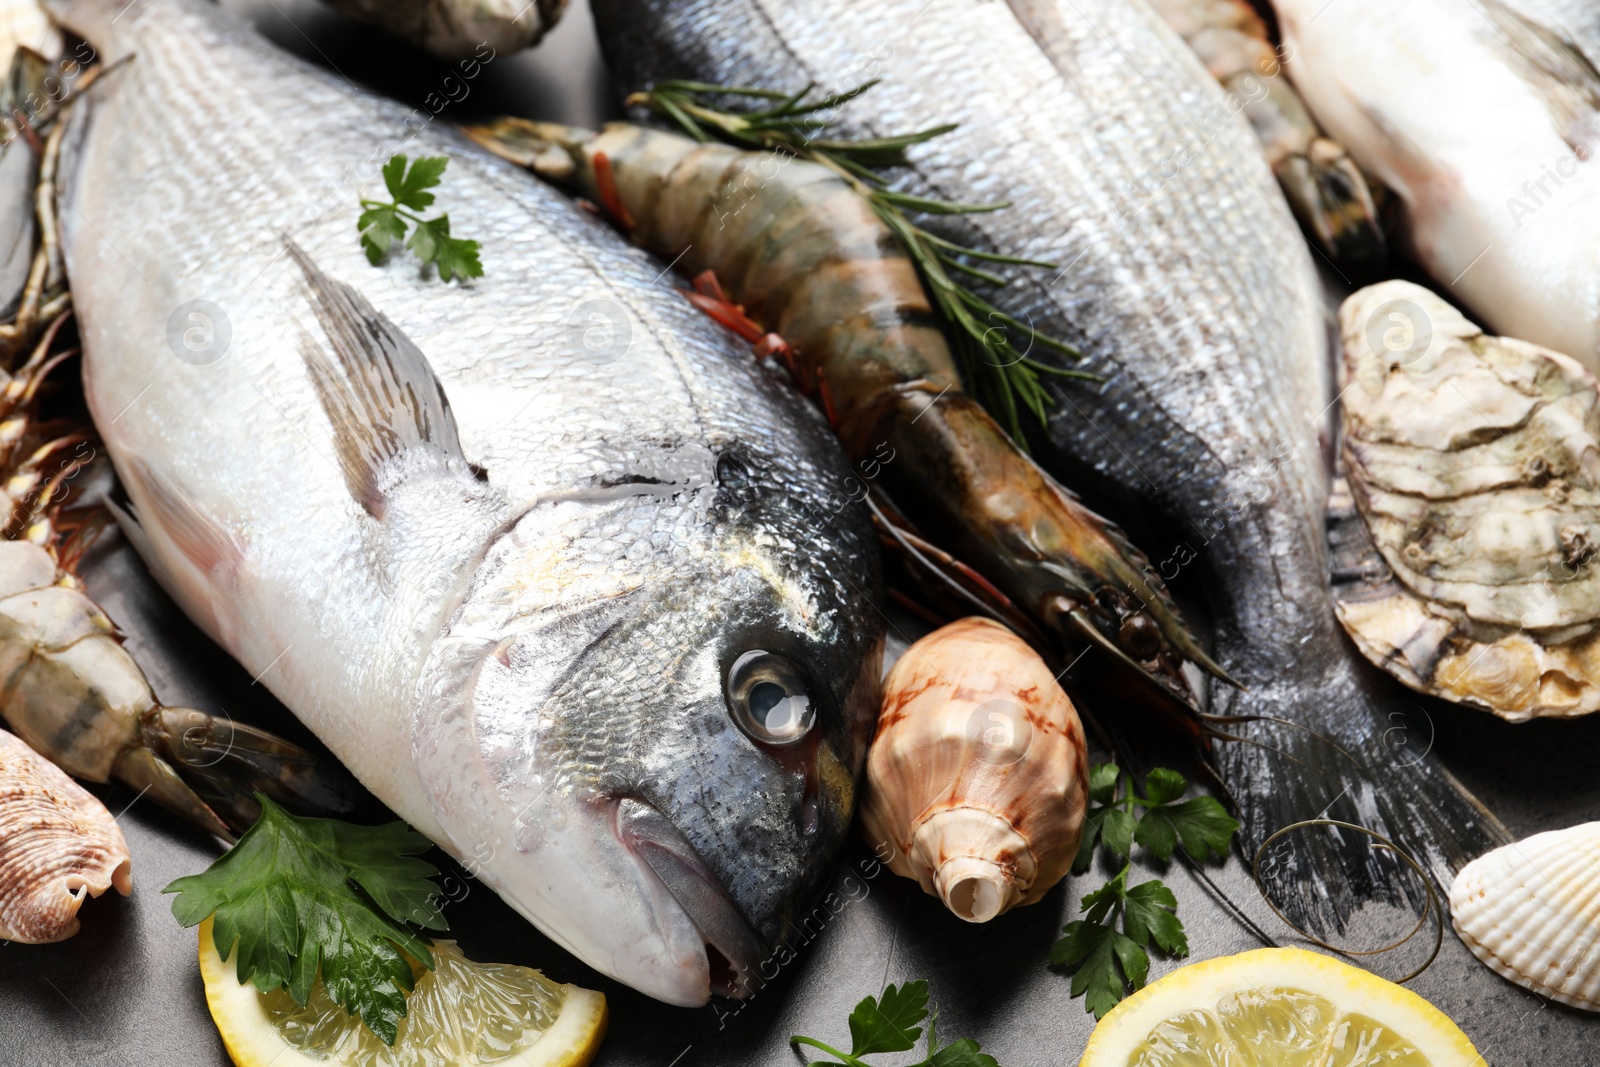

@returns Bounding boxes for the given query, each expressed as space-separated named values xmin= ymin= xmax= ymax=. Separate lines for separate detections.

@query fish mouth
xmin=614 ymin=797 xmax=768 ymax=999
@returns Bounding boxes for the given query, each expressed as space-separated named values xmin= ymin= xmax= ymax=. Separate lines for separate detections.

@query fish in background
xmin=1148 ymin=0 xmax=1388 ymax=276
xmin=318 ymin=0 xmax=566 ymax=60
xmin=44 ymin=0 xmax=883 ymax=1007
xmin=589 ymin=0 xmax=1512 ymax=935
xmin=1273 ymin=0 xmax=1600 ymax=372
xmin=0 ymin=0 xmax=61 ymax=321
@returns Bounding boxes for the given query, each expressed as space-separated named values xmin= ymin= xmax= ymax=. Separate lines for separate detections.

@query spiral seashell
xmin=1449 ymin=821 xmax=1600 ymax=1010
xmin=0 ymin=728 xmax=131 ymax=943
xmin=1330 ymin=280 xmax=1600 ymax=719
xmin=861 ymin=618 xmax=1088 ymax=923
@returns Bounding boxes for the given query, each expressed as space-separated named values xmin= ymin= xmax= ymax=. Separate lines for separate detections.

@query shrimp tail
xmin=111 ymin=743 xmax=233 ymax=840
xmin=138 ymin=706 xmax=370 ymax=836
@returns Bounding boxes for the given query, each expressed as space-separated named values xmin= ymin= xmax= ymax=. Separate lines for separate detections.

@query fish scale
xmin=592 ymin=0 xmax=1511 ymax=933
xmin=46 ymin=0 xmax=882 ymax=1006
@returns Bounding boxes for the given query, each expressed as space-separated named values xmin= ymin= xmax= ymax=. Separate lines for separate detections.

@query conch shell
xmin=861 ymin=617 xmax=1088 ymax=922
xmin=0 ymin=727 xmax=131 ymax=943
xmin=1449 ymin=821 xmax=1600 ymax=1011
xmin=1330 ymin=280 xmax=1600 ymax=720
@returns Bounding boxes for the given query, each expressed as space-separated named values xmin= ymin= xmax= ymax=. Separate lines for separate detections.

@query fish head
xmin=414 ymin=442 xmax=882 ymax=1006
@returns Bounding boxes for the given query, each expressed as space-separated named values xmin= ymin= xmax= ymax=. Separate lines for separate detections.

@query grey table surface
xmin=4 ymin=2 xmax=1599 ymax=1064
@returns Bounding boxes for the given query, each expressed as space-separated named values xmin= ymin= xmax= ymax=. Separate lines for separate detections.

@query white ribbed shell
xmin=0 ymin=728 xmax=131 ymax=943
xmin=1449 ymin=821 xmax=1600 ymax=1010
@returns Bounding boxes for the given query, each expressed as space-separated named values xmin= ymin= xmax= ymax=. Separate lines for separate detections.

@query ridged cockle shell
xmin=1450 ymin=821 xmax=1600 ymax=1011
xmin=861 ymin=618 xmax=1088 ymax=922
xmin=1331 ymin=280 xmax=1600 ymax=720
xmin=0 ymin=728 xmax=131 ymax=943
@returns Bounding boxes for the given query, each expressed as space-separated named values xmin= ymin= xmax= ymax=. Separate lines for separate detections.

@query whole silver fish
xmin=45 ymin=0 xmax=882 ymax=1006
xmin=591 ymin=0 xmax=1511 ymax=930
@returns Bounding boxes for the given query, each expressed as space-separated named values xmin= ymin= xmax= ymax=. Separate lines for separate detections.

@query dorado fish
xmin=590 ymin=0 xmax=1511 ymax=931
xmin=1273 ymin=0 xmax=1600 ymax=372
xmin=44 ymin=0 xmax=883 ymax=1006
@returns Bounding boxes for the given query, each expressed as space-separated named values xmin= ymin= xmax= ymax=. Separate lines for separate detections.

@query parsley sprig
xmin=627 ymin=81 xmax=1093 ymax=444
xmin=359 ymin=154 xmax=483 ymax=282
xmin=164 ymin=795 xmax=447 ymax=1045
xmin=1051 ymin=765 xmax=1238 ymax=1019
xmin=790 ymin=979 xmax=1000 ymax=1067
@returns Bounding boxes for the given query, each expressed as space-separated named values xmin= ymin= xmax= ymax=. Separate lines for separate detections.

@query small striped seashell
xmin=1449 ymin=821 xmax=1600 ymax=1011
xmin=0 ymin=728 xmax=131 ymax=943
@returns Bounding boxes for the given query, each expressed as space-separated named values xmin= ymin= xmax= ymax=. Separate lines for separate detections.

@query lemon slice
xmin=1080 ymin=948 xmax=1484 ymax=1067
xmin=198 ymin=916 xmax=607 ymax=1067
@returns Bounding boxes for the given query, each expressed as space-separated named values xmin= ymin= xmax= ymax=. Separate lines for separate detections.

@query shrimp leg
xmin=469 ymin=118 xmax=1229 ymax=707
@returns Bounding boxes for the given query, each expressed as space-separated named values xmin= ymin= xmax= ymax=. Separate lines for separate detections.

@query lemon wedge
xmin=1079 ymin=947 xmax=1484 ymax=1067
xmin=198 ymin=916 xmax=607 ymax=1067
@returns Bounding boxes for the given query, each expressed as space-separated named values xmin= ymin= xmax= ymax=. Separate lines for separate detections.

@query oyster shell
xmin=1449 ymin=821 xmax=1600 ymax=1011
xmin=0 ymin=727 xmax=131 ymax=943
xmin=1331 ymin=280 xmax=1600 ymax=720
xmin=860 ymin=617 xmax=1088 ymax=922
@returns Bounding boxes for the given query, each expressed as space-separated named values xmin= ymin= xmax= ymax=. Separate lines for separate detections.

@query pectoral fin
xmin=110 ymin=454 xmax=242 ymax=647
xmin=285 ymin=241 xmax=477 ymax=518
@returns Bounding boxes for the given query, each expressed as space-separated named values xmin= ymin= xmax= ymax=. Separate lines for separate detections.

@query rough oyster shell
xmin=1331 ymin=280 xmax=1600 ymax=720
xmin=1449 ymin=821 xmax=1600 ymax=1011
xmin=0 ymin=728 xmax=131 ymax=943
xmin=860 ymin=617 xmax=1088 ymax=922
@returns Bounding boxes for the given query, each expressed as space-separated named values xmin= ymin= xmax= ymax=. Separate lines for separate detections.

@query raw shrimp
xmin=1147 ymin=0 xmax=1386 ymax=275
xmin=468 ymin=118 xmax=1227 ymax=707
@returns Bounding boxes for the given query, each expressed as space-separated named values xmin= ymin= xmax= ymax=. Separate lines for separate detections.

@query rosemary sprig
xmin=626 ymin=80 xmax=1092 ymax=441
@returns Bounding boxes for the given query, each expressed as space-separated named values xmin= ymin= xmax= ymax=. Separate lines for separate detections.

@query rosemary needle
xmin=626 ymin=80 xmax=1094 ymax=442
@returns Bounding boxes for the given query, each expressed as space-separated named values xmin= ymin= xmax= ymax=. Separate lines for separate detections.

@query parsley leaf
xmin=793 ymin=979 xmax=1002 ymax=1066
xmin=385 ymin=153 xmax=447 ymax=210
xmin=1124 ymin=880 xmax=1187 ymax=956
xmin=1142 ymin=766 xmax=1188 ymax=805
xmin=1073 ymin=764 xmax=1133 ymax=874
xmin=930 ymin=1038 xmax=1000 ymax=1067
xmin=849 ymin=980 xmax=927 ymax=1055
xmin=1051 ymin=919 xmax=1145 ymax=1020
xmin=1137 ymin=795 xmax=1240 ymax=864
xmin=358 ymin=207 xmax=407 ymax=265
xmin=164 ymin=795 xmax=447 ymax=1045
xmin=1088 ymin=762 xmax=1120 ymax=803
xmin=1051 ymin=764 xmax=1238 ymax=1019
xmin=359 ymin=154 xmax=483 ymax=282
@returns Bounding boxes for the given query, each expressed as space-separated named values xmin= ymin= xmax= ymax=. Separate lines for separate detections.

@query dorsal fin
xmin=285 ymin=241 xmax=468 ymax=517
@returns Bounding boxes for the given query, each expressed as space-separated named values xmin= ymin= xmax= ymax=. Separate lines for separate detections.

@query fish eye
xmin=726 ymin=650 xmax=816 ymax=746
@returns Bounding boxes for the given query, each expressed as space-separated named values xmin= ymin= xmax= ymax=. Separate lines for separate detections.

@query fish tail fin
xmin=1214 ymin=666 xmax=1510 ymax=939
